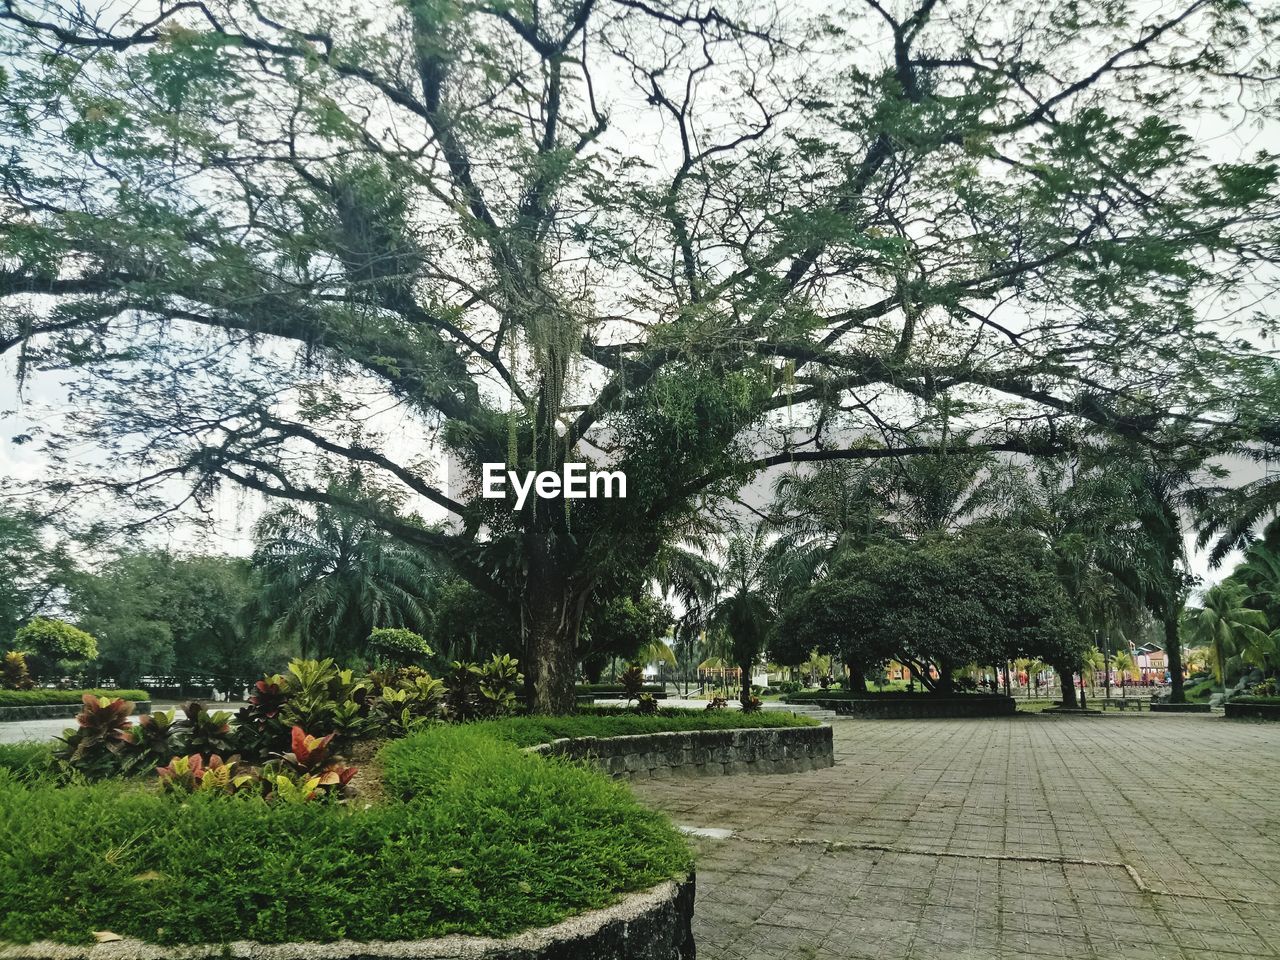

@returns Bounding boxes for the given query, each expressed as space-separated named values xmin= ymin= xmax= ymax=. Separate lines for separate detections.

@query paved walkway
xmin=631 ymin=713 xmax=1280 ymax=959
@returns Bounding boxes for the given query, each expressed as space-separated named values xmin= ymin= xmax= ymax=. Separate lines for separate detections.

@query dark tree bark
xmin=936 ymin=661 xmax=954 ymax=695
xmin=845 ymin=660 xmax=867 ymax=695
xmin=522 ymin=578 xmax=590 ymax=715
xmin=1055 ymin=664 xmax=1079 ymax=708
xmin=1163 ymin=612 xmax=1185 ymax=703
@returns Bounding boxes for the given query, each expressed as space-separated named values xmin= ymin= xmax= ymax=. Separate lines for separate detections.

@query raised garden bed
xmin=783 ymin=693 xmax=1015 ymax=718
xmin=0 ymin=875 xmax=695 ymax=960
xmin=531 ymin=724 xmax=833 ymax=779
xmin=0 ymin=725 xmax=694 ymax=951
xmin=1225 ymin=698 xmax=1280 ymax=720
xmin=1149 ymin=702 xmax=1212 ymax=713
xmin=0 ymin=701 xmax=824 ymax=954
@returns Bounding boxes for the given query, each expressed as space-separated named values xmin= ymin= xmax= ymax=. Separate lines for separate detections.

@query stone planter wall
xmin=531 ymin=724 xmax=833 ymax=779
xmin=786 ymin=695 xmax=1016 ymax=719
xmin=0 ymin=701 xmax=151 ymax=723
xmin=1149 ymin=702 xmax=1211 ymax=713
xmin=1224 ymin=701 xmax=1280 ymax=720
xmin=0 ymin=873 xmax=696 ymax=960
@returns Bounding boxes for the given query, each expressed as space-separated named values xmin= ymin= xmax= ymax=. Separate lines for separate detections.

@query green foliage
xmin=2 ymin=651 xmax=33 ymax=690
xmin=633 ymin=692 xmax=659 ymax=715
xmin=176 ymin=701 xmax=235 ymax=756
xmin=52 ymin=695 xmax=136 ymax=778
xmin=14 ymin=617 xmax=98 ymax=675
xmin=249 ymin=479 xmax=439 ymax=661
xmin=7 ymin=0 xmax=1280 ymax=717
xmin=367 ymin=627 xmax=433 ymax=667
xmin=0 ymin=689 xmax=148 ymax=707
xmin=156 ymin=753 xmax=253 ymax=796
xmin=775 ymin=526 xmax=1088 ymax=689
xmin=0 ymin=509 xmax=75 ymax=644
xmin=0 ymin=743 xmax=54 ymax=784
xmin=444 ymin=660 xmax=483 ymax=721
xmin=619 ymin=664 xmax=646 ymax=701
xmin=477 ymin=653 xmax=522 ymax=717
xmin=70 ymin=551 xmax=262 ymax=690
xmin=2 ymin=727 xmax=691 ymax=945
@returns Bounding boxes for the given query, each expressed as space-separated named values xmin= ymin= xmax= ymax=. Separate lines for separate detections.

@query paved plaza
xmin=632 ymin=714 xmax=1280 ymax=960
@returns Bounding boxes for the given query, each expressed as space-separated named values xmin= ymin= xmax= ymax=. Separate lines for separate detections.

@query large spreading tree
xmin=4 ymin=0 xmax=1280 ymax=711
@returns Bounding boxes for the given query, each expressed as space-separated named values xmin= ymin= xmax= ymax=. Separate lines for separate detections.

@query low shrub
xmin=1 ymin=726 xmax=691 ymax=947
xmin=0 ymin=742 xmax=54 ymax=783
xmin=367 ymin=627 xmax=433 ymax=667
xmin=1231 ymin=695 xmax=1280 ymax=705
xmin=0 ymin=688 xmax=149 ymax=708
xmin=2 ymin=651 xmax=33 ymax=690
xmin=53 ymin=656 xmax=527 ymax=781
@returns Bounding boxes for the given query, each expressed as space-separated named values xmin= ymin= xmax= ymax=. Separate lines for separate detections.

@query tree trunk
xmin=845 ymin=660 xmax=867 ymax=695
xmin=1163 ymin=612 xmax=1185 ymax=703
xmin=936 ymin=662 xmax=954 ymax=695
xmin=523 ymin=587 xmax=589 ymax=714
xmin=740 ymin=659 xmax=753 ymax=706
xmin=1055 ymin=664 xmax=1078 ymax=708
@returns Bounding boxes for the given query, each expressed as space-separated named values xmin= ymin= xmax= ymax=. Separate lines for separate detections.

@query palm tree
xmin=250 ymin=475 xmax=438 ymax=660
xmin=1183 ymin=581 xmax=1271 ymax=689
xmin=764 ymin=461 xmax=889 ymax=604
xmin=1111 ymin=649 xmax=1137 ymax=695
xmin=709 ymin=527 xmax=775 ymax=705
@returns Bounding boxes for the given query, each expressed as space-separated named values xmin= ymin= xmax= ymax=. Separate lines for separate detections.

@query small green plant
xmin=234 ymin=676 xmax=290 ymax=760
xmin=157 ymin=753 xmax=253 ymax=795
xmin=445 ymin=661 xmax=483 ymax=720
xmin=634 ymin=693 xmax=659 ymax=715
xmin=176 ymin=702 xmax=235 ymax=756
xmin=54 ymin=695 xmax=136 ymax=777
xmin=478 ymin=654 xmax=523 ymax=717
xmin=740 ymin=694 xmax=763 ymax=713
xmin=367 ymin=627 xmax=433 ymax=667
xmin=619 ymin=664 xmax=645 ymax=701
xmin=2 ymin=650 xmax=34 ymax=690
xmin=124 ymin=710 xmax=178 ymax=767
xmin=259 ymin=726 xmax=358 ymax=800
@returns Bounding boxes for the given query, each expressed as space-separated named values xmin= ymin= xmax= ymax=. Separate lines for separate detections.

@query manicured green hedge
xmin=468 ymin=706 xmax=818 ymax=749
xmin=1230 ymin=695 xmax=1280 ymax=705
xmin=0 ymin=725 xmax=691 ymax=947
xmin=0 ymin=689 xmax=149 ymax=707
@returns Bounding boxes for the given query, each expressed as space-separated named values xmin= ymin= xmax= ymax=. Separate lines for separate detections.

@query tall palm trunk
xmin=1164 ymin=612 xmax=1185 ymax=703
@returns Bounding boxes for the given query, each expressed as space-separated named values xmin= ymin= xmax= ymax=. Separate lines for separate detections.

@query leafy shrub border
xmin=0 ymin=689 xmax=149 ymax=708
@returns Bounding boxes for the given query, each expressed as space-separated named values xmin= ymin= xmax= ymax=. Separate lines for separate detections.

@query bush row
xmin=52 ymin=655 xmax=525 ymax=782
xmin=0 ymin=688 xmax=149 ymax=707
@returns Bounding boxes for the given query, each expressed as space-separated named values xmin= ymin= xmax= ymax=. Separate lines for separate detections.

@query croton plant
xmin=51 ymin=654 xmax=525 ymax=788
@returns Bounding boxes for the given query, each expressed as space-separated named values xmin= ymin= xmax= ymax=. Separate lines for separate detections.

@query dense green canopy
xmin=4 ymin=0 xmax=1280 ymax=709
